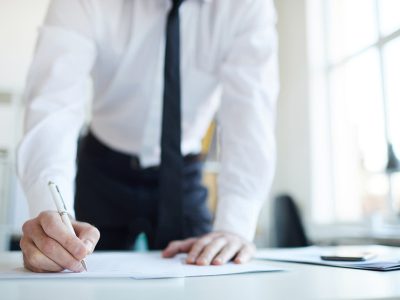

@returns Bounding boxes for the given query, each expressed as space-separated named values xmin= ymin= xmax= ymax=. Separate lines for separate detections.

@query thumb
xmin=73 ymin=221 xmax=100 ymax=255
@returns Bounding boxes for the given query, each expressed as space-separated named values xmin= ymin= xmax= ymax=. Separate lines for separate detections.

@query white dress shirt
xmin=17 ymin=0 xmax=278 ymax=241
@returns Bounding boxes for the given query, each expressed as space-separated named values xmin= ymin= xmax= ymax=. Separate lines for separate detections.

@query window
xmin=310 ymin=0 xmax=400 ymax=225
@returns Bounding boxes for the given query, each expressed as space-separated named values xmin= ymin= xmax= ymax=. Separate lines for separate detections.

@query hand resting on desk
xmin=20 ymin=211 xmax=100 ymax=273
xmin=162 ymin=231 xmax=256 ymax=265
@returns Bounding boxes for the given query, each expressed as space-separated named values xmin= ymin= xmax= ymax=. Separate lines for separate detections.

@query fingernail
xmin=213 ymin=258 xmax=222 ymax=265
xmin=197 ymin=258 xmax=207 ymax=265
xmin=84 ymin=240 xmax=94 ymax=254
xmin=73 ymin=262 xmax=85 ymax=273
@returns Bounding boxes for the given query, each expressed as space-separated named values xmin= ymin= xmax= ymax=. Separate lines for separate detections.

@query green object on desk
xmin=133 ymin=232 xmax=149 ymax=252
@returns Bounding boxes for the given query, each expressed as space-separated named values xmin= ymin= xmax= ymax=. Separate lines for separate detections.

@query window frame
xmin=308 ymin=0 xmax=400 ymax=227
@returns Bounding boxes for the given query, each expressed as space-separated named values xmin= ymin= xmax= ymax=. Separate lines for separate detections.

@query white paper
xmin=0 ymin=252 xmax=283 ymax=279
xmin=255 ymin=245 xmax=400 ymax=271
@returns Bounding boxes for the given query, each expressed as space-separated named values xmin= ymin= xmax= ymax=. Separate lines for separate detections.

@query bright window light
xmin=328 ymin=0 xmax=378 ymax=63
xmin=310 ymin=0 xmax=400 ymax=224
xmin=378 ymin=0 xmax=400 ymax=36
xmin=383 ymin=38 xmax=400 ymax=158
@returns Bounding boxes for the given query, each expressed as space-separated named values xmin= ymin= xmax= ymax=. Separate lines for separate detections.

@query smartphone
xmin=320 ymin=250 xmax=376 ymax=262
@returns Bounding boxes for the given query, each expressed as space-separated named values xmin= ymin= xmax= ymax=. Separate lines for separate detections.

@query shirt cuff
xmin=212 ymin=196 xmax=263 ymax=241
xmin=24 ymin=176 xmax=75 ymax=219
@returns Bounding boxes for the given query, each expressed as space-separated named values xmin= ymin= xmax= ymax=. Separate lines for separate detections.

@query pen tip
xmin=81 ymin=260 xmax=88 ymax=272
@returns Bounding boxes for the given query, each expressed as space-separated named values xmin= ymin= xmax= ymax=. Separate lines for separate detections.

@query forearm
xmin=17 ymin=9 xmax=97 ymax=217
xmin=212 ymin=0 xmax=279 ymax=241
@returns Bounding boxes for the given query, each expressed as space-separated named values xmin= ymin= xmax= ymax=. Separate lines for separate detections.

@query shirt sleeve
xmin=213 ymin=0 xmax=279 ymax=241
xmin=16 ymin=0 xmax=97 ymax=218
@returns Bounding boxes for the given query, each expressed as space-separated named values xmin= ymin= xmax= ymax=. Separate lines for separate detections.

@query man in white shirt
xmin=18 ymin=0 xmax=278 ymax=273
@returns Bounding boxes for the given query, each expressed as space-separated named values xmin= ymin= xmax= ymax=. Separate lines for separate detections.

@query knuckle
xmin=80 ymin=222 xmax=100 ymax=239
xmin=22 ymin=220 xmax=33 ymax=235
xmin=19 ymin=236 xmax=29 ymax=251
xmin=92 ymin=227 xmax=101 ymax=240
xmin=191 ymin=243 xmax=204 ymax=253
xmin=229 ymin=236 xmax=241 ymax=244
xmin=216 ymin=237 xmax=227 ymax=246
xmin=204 ymin=242 xmax=216 ymax=253
xmin=197 ymin=238 xmax=210 ymax=247
xmin=28 ymin=251 xmax=41 ymax=268
xmin=41 ymin=217 xmax=57 ymax=233
xmin=209 ymin=232 xmax=221 ymax=238
xmin=63 ymin=236 xmax=75 ymax=248
xmin=65 ymin=237 xmax=85 ymax=258
xmin=169 ymin=240 xmax=180 ymax=248
xmin=85 ymin=226 xmax=101 ymax=244
xmin=38 ymin=210 xmax=52 ymax=221
xmin=41 ymin=238 xmax=56 ymax=255
xmin=230 ymin=240 xmax=242 ymax=250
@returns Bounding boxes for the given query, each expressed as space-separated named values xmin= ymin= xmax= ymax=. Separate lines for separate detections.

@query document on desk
xmin=0 ymin=252 xmax=283 ymax=279
xmin=256 ymin=245 xmax=400 ymax=271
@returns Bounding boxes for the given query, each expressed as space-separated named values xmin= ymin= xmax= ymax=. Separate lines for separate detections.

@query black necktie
xmin=155 ymin=0 xmax=185 ymax=249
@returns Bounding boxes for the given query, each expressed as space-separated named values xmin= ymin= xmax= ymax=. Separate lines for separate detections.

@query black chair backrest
xmin=272 ymin=194 xmax=311 ymax=248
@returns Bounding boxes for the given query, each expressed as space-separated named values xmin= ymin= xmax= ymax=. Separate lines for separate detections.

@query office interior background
xmin=0 ymin=0 xmax=399 ymax=251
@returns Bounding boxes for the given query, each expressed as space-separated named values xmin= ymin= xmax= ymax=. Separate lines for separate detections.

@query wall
xmin=0 ymin=0 xmax=50 ymax=90
xmin=0 ymin=0 xmax=50 ymax=238
xmin=0 ymin=0 xmax=50 ymax=150
xmin=257 ymin=0 xmax=312 ymax=245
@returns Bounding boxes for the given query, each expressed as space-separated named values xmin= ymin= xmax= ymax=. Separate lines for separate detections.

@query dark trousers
xmin=74 ymin=132 xmax=212 ymax=250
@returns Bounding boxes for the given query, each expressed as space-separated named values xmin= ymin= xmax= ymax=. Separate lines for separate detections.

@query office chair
xmin=272 ymin=194 xmax=311 ymax=248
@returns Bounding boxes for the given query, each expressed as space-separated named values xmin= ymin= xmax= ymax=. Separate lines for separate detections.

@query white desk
xmin=2 ymin=251 xmax=400 ymax=300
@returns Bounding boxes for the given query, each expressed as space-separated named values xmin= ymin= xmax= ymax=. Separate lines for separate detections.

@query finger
xmin=74 ymin=221 xmax=100 ymax=254
xmin=20 ymin=237 xmax=63 ymax=273
xmin=195 ymin=237 xmax=228 ymax=266
xmin=186 ymin=235 xmax=215 ymax=264
xmin=212 ymin=241 xmax=242 ymax=265
xmin=29 ymin=222 xmax=84 ymax=272
xmin=162 ymin=238 xmax=197 ymax=258
xmin=39 ymin=212 xmax=87 ymax=261
xmin=234 ymin=244 xmax=255 ymax=264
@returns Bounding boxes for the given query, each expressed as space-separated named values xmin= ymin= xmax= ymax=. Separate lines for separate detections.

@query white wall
xmin=0 ymin=0 xmax=50 ymax=239
xmin=273 ymin=0 xmax=311 ymax=208
xmin=0 ymin=0 xmax=50 ymax=154
xmin=0 ymin=0 xmax=50 ymax=91
xmin=258 ymin=0 xmax=312 ymax=245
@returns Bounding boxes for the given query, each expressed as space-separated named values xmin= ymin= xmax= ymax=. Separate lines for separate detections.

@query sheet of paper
xmin=255 ymin=245 xmax=400 ymax=271
xmin=0 ymin=252 xmax=283 ymax=279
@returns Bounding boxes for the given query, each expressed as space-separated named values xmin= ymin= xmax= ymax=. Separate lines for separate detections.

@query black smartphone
xmin=320 ymin=250 xmax=376 ymax=262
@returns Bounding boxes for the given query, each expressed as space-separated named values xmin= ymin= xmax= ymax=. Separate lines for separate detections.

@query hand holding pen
xmin=48 ymin=181 xmax=89 ymax=271
xmin=19 ymin=182 xmax=100 ymax=273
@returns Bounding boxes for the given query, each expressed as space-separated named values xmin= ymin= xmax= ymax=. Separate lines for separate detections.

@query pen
xmin=48 ymin=181 xmax=88 ymax=271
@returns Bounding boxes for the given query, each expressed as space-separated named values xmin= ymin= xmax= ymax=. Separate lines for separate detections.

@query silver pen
xmin=48 ymin=181 xmax=87 ymax=271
